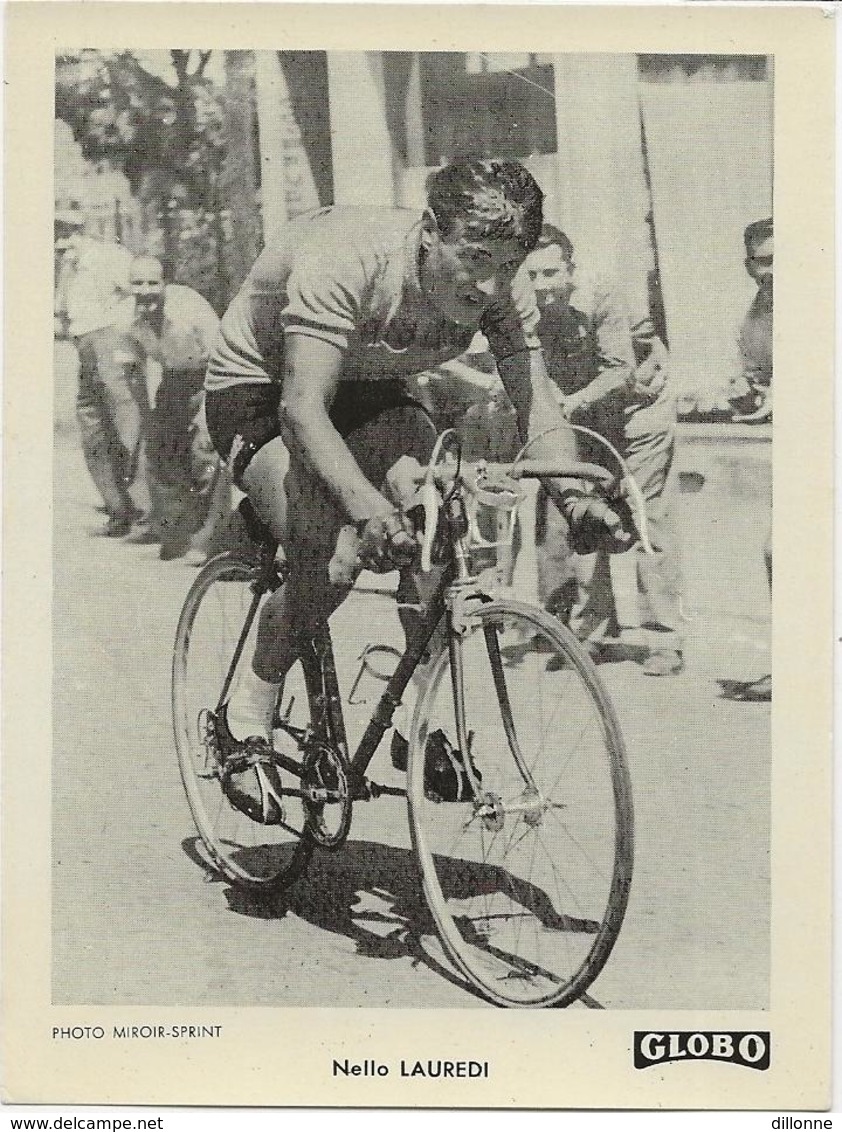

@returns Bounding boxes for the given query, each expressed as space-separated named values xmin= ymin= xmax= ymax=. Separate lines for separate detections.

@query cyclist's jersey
xmin=205 ymin=207 xmax=541 ymax=393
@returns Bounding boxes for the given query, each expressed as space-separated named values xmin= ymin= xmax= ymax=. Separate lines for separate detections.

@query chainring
xmin=302 ymin=741 xmax=352 ymax=849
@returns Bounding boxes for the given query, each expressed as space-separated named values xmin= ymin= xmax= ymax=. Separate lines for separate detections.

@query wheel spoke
xmin=407 ymin=600 xmax=632 ymax=1007
xmin=544 ymin=711 xmax=598 ymax=800
xmin=547 ymin=808 xmax=613 ymax=887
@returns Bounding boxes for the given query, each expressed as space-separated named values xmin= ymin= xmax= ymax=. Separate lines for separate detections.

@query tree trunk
xmin=221 ymin=50 xmax=261 ymax=297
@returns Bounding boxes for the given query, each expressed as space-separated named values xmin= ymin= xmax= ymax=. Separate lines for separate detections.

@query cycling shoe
xmin=216 ymin=704 xmax=285 ymax=825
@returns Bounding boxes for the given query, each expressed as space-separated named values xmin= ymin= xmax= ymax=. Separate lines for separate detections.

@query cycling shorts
xmin=205 ymin=379 xmax=433 ymax=489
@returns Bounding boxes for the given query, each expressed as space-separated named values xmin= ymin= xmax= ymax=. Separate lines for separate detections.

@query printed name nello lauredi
xmin=333 ymin=1058 xmax=490 ymax=1079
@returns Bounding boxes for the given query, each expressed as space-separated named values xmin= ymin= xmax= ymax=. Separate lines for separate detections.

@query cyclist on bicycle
xmin=204 ymin=159 xmax=628 ymax=759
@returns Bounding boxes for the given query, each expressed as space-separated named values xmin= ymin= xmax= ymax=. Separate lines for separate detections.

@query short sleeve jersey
xmin=206 ymin=207 xmax=540 ymax=393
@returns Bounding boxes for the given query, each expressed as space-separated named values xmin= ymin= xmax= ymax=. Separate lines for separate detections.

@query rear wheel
xmin=172 ymin=552 xmax=314 ymax=891
xmin=407 ymin=599 xmax=633 ymax=1007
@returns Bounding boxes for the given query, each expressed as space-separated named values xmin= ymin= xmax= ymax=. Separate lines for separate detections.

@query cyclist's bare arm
xmin=280 ymin=335 xmax=394 ymax=524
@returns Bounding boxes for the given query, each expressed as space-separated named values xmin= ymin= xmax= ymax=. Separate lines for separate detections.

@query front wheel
xmin=407 ymin=599 xmax=633 ymax=1007
xmin=172 ymin=552 xmax=314 ymax=891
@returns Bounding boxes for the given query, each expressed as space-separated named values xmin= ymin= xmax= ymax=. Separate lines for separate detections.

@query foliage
xmin=169 ymin=205 xmax=233 ymax=313
xmin=55 ymin=50 xmax=225 ymax=211
xmin=56 ymin=50 xmax=234 ymax=308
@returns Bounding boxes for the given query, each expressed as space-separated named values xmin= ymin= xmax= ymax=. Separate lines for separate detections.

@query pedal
xmin=198 ymin=708 xmax=222 ymax=777
xmin=392 ymin=729 xmax=482 ymax=802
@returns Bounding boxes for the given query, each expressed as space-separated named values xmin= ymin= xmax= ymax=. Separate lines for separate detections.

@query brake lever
xmin=420 ymin=479 xmax=439 ymax=574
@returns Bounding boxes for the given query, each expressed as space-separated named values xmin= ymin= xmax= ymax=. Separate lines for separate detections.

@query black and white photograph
xmin=3 ymin=1 xmax=834 ymax=1112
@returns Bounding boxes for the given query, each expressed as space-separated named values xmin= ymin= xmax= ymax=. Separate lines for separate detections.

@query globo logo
xmin=634 ymin=1031 xmax=770 ymax=1071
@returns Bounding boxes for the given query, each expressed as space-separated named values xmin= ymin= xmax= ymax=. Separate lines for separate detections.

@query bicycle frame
xmin=316 ymin=571 xmax=451 ymax=799
xmin=316 ymin=499 xmax=485 ymax=800
xmin=216 ymin=499 xmax=470 ymax=807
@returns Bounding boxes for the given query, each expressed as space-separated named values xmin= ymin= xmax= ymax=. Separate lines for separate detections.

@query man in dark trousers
xmin=524 ymin=224 xmax=684 ymax=675
xmin=119 ymin=255 xmax=226 ymax=561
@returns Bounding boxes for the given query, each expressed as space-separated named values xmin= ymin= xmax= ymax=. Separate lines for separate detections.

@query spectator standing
xmin=54 ymin=210 xmax=140 ymax=536
xmin=730 ymin=218 xmax=773 ymax=425
xmin=120 ymin=255 xmax=226 ymax=561
xmin=724 ymin=217 xmax=773 ymax=701
xmin=524 ymin=224 xmax=684 ymax=675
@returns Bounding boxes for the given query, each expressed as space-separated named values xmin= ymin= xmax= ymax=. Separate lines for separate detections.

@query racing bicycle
xmin=172 ymin=431 xmax=635 ymax=1008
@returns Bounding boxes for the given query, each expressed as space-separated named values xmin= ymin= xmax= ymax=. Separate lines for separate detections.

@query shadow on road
xmin=231 ymin=842 xmax=436 ymax=956
xmin=182 ymin=835 xmax=600 ymax=1002
xmin=716 ymin=677 xmax=772 ymax=702
xmin=191 ymin=838 xmax=473 ymax=997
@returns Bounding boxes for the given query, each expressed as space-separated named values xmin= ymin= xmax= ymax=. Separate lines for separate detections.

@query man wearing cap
xmin=54 ymin=211 xmax=140 ymax=536
xmin=119 ymin=255 xmax=224 ymax=561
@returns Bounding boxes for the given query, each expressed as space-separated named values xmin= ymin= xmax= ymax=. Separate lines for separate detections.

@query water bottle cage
xmin=348 ymin=644 xmax=402 ymax=705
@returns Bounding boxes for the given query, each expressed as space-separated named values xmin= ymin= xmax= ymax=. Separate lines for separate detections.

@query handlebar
xmin=327 ymin=429 xmax=653 ymax=584
xmin=418 ymin=457 xmax=623 ymax=573
xmin=507 ymin=459 xmax=613 ymax=485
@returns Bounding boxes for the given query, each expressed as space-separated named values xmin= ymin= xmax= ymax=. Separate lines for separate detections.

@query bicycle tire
xmin=172 ymin=551 xmax=314 ymax=891
xmin=407 ymin=598 xmax=633 ymax=1008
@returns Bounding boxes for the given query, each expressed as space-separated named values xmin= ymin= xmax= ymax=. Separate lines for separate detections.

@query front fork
xmin=446 ymin=576 xmax=539 ymax=800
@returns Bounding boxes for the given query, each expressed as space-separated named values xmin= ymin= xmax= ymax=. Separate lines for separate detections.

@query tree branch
xmin=170 ymin=49 xmax=190 ymax=84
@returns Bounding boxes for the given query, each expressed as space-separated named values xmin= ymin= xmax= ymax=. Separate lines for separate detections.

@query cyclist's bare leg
xmin=239 ymin=434 xmax=349 ymax=681
xmin=224 ymin=548 xmax=350 ymax=742
xmin=224 ymin=436 xmax=297 ymax=741
xmin=240 ymin=436 xmax=291 ymax=546
xmin=227 ymin=404 xmax=436 ymax=742
xmin=246 ymin=431 xmax=356 ymax=683
xmin=252 ymin=542 xmax=351 ymax=680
